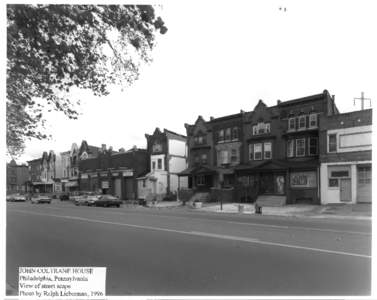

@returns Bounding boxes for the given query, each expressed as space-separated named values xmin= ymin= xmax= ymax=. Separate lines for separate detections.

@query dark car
xmin=31 ymin=194 xmax=52 ymax=204
xmin=59 ymin=193 xmax=70 ymax=201
xmin=92 ymin=195 xmax=122 ymax=208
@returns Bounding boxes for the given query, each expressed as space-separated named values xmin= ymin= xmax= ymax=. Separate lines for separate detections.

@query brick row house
xmin=319 ymin=109 xmax=372 ymax=204
xmin=78 ymin=145 xmax=149 ymax=200
xmin=6 ymin=159 xmax=29 ymax=193
xmin=179 ymin=90 xmax=343 ymax=204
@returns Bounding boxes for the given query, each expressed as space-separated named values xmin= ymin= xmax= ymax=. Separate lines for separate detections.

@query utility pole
xmin=354 ymin=92 xmax=371 ymax=110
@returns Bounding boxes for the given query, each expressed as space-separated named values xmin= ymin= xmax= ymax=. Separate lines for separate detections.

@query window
xmin=309 ymin=137 xmax=318 ymax=155
xmin=196 ymin=175 xmax=205 ymax=185
xmin=298 ymin=115 xmax=306 ymax=129
xmin=219 ymin=150 xmax=230 ymax=164
xmin=194 ymin=155 xmax=200 ymax=164
xmin=218 ymin=130 xmax=224 ymax=143
xmin=309 ymin=113 xmax=318 ymax=128
xmin=152 ymin=161 xmax=156 ymax=170
xmin=142 ymin=180 xmax=146 ymax=188
xmin=231 ymin=149 xmax=238 ymax=163
xmin=157 ymin=159 xmax=162 ymax=169
xmin=254 ymin=143 xmax=262 ymax=160
xmin=296 ymin=139 xmax=305 ymax=157
xmin=288 ymin=118 xmax=296 ymax=131
xmin=225 ymin=128 xmax=231 ymax=141
xmin=264 ymin=142 xmax=272 ymax=159
xmin=232 ymin=127 xmax=239 ymax=141
xmin=194 ymin=136 xmax=204 ymax=145
xmin=252 ymin=125 xmax=257 ymax=135
xmin=358 ymin=166 xmax=371 ymax=184
xmin=329 ymin=178 xmax=339 ymax=187
xmin=253 ymin=122 xmax=271 ymax=135
xmin=249 ymin=144 xmax=253 ymax=160
xmin=328 ymin=134 xmax=337 ymax=152
xmin=287 ymin=140 xmax=294 ymax=157
xmin=201 ymin=154 xmax=208 ymax=164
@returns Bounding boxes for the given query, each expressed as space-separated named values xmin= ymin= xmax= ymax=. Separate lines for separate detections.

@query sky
xmin=10 ymin=0 xmax=377 ymax=163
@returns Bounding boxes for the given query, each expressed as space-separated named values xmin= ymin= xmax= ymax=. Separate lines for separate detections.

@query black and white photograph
xmin=3 ymin=0 xmax=375 ymax=298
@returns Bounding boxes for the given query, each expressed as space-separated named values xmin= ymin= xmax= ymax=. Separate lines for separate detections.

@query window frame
xmin=218 ymin=130 xmax=224 ymax=143
xmin=230 ymin=148 xmax=238 ymax=163
xmin=296 ymin=138 xmax=306 ymax=157
xmin=157 ymin=158 xmax=162 ymax=170
xmin=309 ymin=113 xmax=318 ymax=128
xmin=328 ymin=134 xmax=337 ymax=153
xmin=225 ymin=128 xmax=231 ymax=141
xmin=254 ymin=143 xmax=263 ymax=160
xmin=264 ymin=142 xmax=272 ymax=159
xmin=308 ymin=137 xmax=318 ymax=156
xmin=287 ymin=139 xmax=294 ymax=157
xmin=298 ymin=115 xmax=306 ymax=130
xmin=288 ymin=117 xmax=296 ymax=131
xmin=248 ymin=144 xmax=253 ymax=160
xmin=232 ymin=127 xmax=239 ymax=141
xmin=201 ymin=153 xmax=208 ymax=164
xmin=196 ymin=175 xmax=205 ymax=186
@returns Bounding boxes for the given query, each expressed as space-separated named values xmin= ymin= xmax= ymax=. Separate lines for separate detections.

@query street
xmin=7 ymin=201 xmax=371 ymax=296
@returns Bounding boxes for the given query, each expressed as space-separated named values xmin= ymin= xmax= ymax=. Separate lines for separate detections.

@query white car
xmin=31 ymin=194 xmax=52 ymax=204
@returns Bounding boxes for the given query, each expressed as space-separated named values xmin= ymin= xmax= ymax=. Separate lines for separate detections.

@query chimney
xmin=101 ymin=144 xmax=106 ymax=151
xmin=108 ymin=146 xmax=113 ymax=152
xmin=277 ymin=100 xmax=282 ymax=105
xmin=240 ymin=110 xmax=244 ymax=113
xmin=132 ymin=145 xmax=137 ymax=151
xmin=210 ymin=116 xmax=214 ymax=121
xmin=119 ymin=148 xmax=125 ymax=153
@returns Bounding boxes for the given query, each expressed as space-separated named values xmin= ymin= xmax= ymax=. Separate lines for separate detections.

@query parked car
xmin=91 ymin=195 xmax=122 ymax=207
xmin=59 ymin=193 xmax=70 ymax=201
xmin=31 ymin=194 xmax=52 ymax=204
xmin=13 ymin=194 xmax=27 ymax=202
xmin=86 ymin=194 xmax=101 ymax=206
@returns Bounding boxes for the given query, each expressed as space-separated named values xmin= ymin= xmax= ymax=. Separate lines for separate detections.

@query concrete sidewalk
xmin=147 ymin=201 xmax=372 ymax=220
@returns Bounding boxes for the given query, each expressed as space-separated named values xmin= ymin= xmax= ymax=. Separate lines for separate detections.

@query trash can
xmin=255 ymin=203 xmax=262 ymax=214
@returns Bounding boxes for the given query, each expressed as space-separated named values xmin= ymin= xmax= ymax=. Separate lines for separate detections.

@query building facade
xmin=180 ymin=90 xmax=340 ymax=204
xmin=27 ymin=151 xmax=56 ymax=193
xmin=137 ymin=128 xmax=188 ymax=200
xmin=6 ymin=160 xmax=29 ymax=193
xmin=60 ymin=141 xmax=99 ymax=192
xmin=79 ymin=146 xmax=149 ymax=200
xmin=319 ymin=109 xmax=372 ymax=204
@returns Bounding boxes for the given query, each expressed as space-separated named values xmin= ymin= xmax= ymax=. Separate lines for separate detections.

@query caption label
xmin=19 ymin=267 xmax=106 ymax=298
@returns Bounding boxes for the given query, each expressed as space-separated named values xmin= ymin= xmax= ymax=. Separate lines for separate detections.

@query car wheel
xmin=116 ymin=204 xmax=120 ymax=208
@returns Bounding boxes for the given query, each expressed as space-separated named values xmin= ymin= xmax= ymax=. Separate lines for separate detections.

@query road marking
xmin=10 ymin=209 xmax=371 ymax=259
xmin=227 ymin=221 xmax=371 ymax=236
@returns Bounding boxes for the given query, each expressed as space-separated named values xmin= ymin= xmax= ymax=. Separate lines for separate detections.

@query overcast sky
xmin=12 ymin=0 xmax=377 ymax=163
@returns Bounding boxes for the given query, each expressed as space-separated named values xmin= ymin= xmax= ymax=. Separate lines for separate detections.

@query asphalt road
xmin=6 ymin=201 xmax=371 ymax=296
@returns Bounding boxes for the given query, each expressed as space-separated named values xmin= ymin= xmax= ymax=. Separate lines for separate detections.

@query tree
xmin=7 ymin=4 xmax=167 ymax=157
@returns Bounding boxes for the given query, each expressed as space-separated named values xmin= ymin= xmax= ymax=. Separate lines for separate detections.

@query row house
xmin=79 ymin=145 xmax=148 ymax=200
xmin=179 ymin=90 xmax=340 ymax=204
xmin=137 ymin=128 xmax=188 ymax=200
xmin=319 ymin=109 xmax=372 ymax=204
xmin=27 ymin=150 xmax=56 ymax=193
xmin=6 ymin=159 xmax=29 ymax=193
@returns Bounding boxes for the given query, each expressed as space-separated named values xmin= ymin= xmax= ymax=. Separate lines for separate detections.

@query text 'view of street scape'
xmin=7 ymin=199 xmax=371 ymax=296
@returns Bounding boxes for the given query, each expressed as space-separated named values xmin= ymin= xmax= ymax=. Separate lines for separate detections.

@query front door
xmin=125 ymin=178 xmax=134 ymax=199
xmin=260 ymin=173 xmax=274 ymax=194
xmin=340 ymin=178 xmax=352 ymax=202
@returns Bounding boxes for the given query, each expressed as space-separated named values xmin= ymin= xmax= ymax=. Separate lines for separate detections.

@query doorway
xmin=340 ymin=178 xmax=352 ymax=202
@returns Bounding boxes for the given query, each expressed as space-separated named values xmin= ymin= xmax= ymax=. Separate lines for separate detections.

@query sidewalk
xmin=151 ymin=201 xmax=372 ymax=220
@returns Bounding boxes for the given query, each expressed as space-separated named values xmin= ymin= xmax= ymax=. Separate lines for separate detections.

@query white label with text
xmin=19 ymin=267 xmax=106 ymax=298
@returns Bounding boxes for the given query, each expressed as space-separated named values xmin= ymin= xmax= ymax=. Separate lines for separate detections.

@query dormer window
xmin=218 ymin=130 xmax=224 ymax=143
xmin=288 ymin=118 xmax=296 ymax=131
xmin=253 ymin=122 xmax=271 ymax=135
xmin=225 ymin=128 xmax=231 ymax=141
xmin=232 ymin=127 xmax=239 ymax=141
xmin=298 ymin=115 xmax=306 ymax=130
xmin=309 ymin=113 xmax=318 ymax=128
